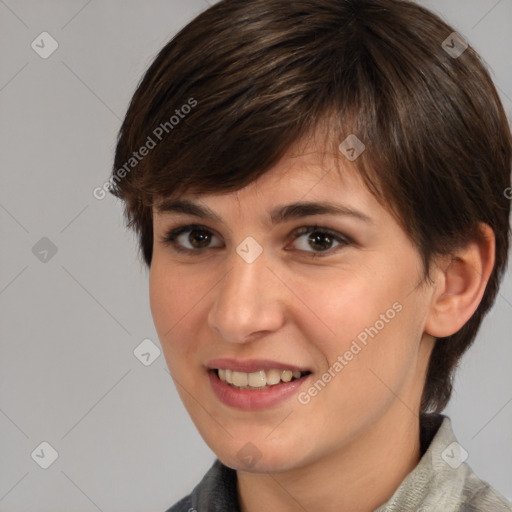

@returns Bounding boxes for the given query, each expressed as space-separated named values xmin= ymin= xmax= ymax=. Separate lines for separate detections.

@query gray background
xmin=0 ymin=0 xmax=510 ymax=510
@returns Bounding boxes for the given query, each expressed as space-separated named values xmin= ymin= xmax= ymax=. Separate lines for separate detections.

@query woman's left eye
xmin=289 ymin=226 xmax=352 ymax=256
xmin=161 ymin=224 xmax=352 ymax=257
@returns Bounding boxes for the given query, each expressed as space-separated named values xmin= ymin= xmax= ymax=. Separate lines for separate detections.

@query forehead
xmin=254 ymin=146 xmax=364 ymax=192
xmin=153 ymin=122 xmax=382 ymax=214
xmin=153 ymin=146 xmax=384 ymax=228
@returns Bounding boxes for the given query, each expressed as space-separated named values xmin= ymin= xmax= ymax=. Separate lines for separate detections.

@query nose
xmin=207 ymin=244 xmax=285 ymax=344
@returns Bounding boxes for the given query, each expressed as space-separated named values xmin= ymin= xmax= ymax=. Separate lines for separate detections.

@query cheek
xmin=148 ymin=262 xmax=169 ymax=334
xmin=297 ymin=266 xmax=406 ymax=357
xmin=317 ymin=285 xmax=427 ymax=409
xmin=149 ymin=260 xmax=199 ymax=362
xmin=303 ymin=261 xmax=425 ymax=392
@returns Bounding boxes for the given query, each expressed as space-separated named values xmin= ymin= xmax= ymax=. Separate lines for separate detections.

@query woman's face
xmin=149 ymin=144 xmax=437 ymax=473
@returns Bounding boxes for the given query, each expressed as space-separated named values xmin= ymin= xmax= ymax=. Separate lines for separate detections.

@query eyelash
xmin=160 ymin=223 xmax=353 ymax=258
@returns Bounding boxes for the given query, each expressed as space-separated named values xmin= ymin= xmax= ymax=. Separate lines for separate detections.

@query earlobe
xmin=424 ymin=223 xmax=495 ymax=338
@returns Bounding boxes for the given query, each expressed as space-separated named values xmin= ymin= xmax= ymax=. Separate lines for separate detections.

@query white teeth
xmin=281 ymin=370 xmax=293 ymax=382
xmin=266 ymin=368 xmax=282 ymax=385
xmin=248 ymin=370 xmax=266 ymax=387
xmin=232 ymin=371 xmax=248 ymax=387
xmin=216 ymin=368 xmax=306 ymax=389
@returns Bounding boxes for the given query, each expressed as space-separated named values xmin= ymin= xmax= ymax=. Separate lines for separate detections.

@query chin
xmin=218 ymin=451 xmax=301 ymax=474
xmin=206 ymin=435 xmax=310 ymax=474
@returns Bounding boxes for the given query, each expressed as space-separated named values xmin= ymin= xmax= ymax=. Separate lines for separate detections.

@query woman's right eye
xmin=161 ymin=224 xmax=223 ymax=254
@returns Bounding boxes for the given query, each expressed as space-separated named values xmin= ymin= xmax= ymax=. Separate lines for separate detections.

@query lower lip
xmin=208 ymin=370 xmax=310 ymax=410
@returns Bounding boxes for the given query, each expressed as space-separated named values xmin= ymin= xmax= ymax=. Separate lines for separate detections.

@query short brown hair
xmin=110 ymin=0 xmax=512 ymax=413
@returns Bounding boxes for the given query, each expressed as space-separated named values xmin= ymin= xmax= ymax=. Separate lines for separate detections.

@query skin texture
xmin=149 ymin=140 xmax=495 ymax=512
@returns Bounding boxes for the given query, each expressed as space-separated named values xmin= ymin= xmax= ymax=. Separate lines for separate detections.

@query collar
xmin=187 ymin=414 xmax=505 ymax=511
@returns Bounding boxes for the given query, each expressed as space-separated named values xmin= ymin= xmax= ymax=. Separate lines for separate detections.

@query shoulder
xmin=430 ymin=415 xmax=512 ymax=511
xmin=460 ymin=475 xmax=512 ymax=512
xmin=432 ymin=417 xmax=512 ymax=511
xmin=163 ymin=494 xmax=194 ymax=512
xmin=163 ymin=458 xmax=240 ymax=512
xmin=376 ymin=414 xmax=512 ymax=511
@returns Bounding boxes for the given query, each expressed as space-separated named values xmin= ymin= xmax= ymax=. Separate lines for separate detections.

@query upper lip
xmin=206 ymin=358 xmax=310 ymax=373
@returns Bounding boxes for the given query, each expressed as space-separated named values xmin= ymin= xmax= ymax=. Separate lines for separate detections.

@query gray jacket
xmin=165 ymin=414 xmax=512 ymax=511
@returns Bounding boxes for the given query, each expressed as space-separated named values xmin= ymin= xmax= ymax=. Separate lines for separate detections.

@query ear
xmin=424 ymin=223 xmax=495 ymax=338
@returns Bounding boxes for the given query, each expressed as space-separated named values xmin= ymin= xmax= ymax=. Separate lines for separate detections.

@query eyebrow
xmin=155 ymin=198 xmax=373 ymax=225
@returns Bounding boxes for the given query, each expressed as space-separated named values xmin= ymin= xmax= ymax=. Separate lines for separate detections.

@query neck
xmin=236 ymin=407 xmax=421 ymax=512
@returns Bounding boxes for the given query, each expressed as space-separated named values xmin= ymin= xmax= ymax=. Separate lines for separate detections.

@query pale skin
xmin=149 ymin=138 xmax=495 ymax=512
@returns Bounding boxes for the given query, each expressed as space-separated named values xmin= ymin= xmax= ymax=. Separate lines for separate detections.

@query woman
xmin=110 ymin=0 xmax=512 ymax=510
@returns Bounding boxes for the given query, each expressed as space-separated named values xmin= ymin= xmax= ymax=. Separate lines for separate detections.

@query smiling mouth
xmin=214 ymin=368 xmax=311 ymax=390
